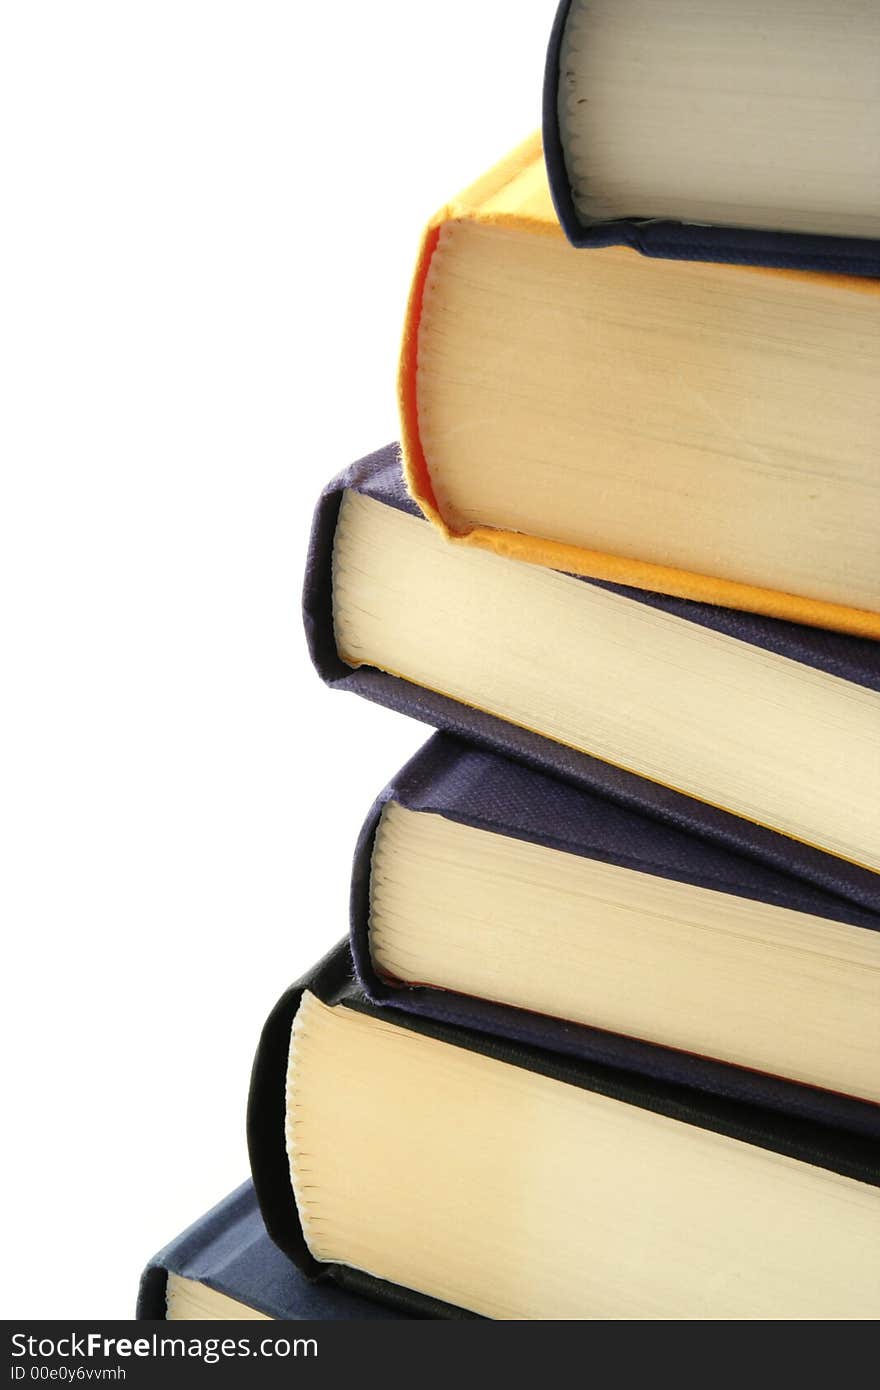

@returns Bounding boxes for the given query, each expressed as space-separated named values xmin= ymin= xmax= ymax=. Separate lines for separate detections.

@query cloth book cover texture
xmin=398 ymin=135 xmax=880 ymax=641
xmin=247 ymin=943 xmax=880 ymax=1321
xmin=350 ymin=733 xmax=880 ymax=1141
xmin=136 ymin=1182 xmax=404 ymax=1320
xmin=542 ymin=0 xmax=880 ymax=277
xmin=303 ymin=443 xmax=880 ymax=917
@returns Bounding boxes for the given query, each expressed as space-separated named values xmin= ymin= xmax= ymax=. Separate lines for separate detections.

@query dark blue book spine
xmin=302 ymin=443 xmax=880 ymax=916
xmin=542 ymin=0 xmax=880 ymax=276
xmin=137 ymin=1182 xmax=403 ymax=1319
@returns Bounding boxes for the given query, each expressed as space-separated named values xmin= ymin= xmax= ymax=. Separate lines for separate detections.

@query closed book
xmin=543 ymin=0 xmax=880 ymax=274
xmin=352 ymin=733 xmax=880 ymax=1137
xmin=304 ymin=444 xmax=880 ymax=914
xmin=247 ymin=944 xmax=880 ymax=1320
xmin=137 ymin=1182 xmax=404 ymax=1320
xmin=399 ymin=136 xmax=880 ymax=639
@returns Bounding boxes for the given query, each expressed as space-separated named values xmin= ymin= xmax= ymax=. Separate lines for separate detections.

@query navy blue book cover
xmin=136 ymin=1182 xmax=404 ymax=1320
xmin=543 ymin=0 xmax=880 ymax=277
xmin=303 ymin=443 xmax=880 ymax=916
xmin=350 ymin=734 xmax=880 ymax=1141
xmin=247 ymin=943 xmax=880 ymax=1320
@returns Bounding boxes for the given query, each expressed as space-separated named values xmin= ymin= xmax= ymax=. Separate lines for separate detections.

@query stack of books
xmin=140 ymin=1 xmax=880 ymax=1321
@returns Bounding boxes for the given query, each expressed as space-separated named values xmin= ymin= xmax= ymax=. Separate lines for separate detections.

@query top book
xmin=400 ymin=137 xmax=880 ymax=639
xmin=544 ymin=0 xmax=880 ymax=275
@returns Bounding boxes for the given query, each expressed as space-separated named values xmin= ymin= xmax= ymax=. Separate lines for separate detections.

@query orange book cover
xmin=398 ymin=135 xmax=880 ymax=641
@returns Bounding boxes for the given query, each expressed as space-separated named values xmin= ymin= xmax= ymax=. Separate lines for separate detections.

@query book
xmin=136 ymin=1182 xmax=404 ymax=1320
xmin=544 ymin=0 xmax=880 ymax=273
xmin=248 ymin=944 xmax=880 ymax=1320
xmin=352 ymin=733 xmax=880 ymax=1135
xmin=305 ymin=444 xmax=880 ymax=914
xmin=398 ymin=135 xmax=880 ymax=639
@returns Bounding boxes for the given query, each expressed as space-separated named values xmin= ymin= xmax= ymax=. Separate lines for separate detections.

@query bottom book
xmin=249 ymin=944 xmax=880 ymax=1320
xmin=137 ymin=1182 xmax=405 ymax=1319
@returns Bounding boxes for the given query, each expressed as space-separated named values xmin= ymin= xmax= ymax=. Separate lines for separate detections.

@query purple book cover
xmin=349 ymin=734 xmax=880 ymax=1141
xmin=303 ymin=443 xmax=880 ymax=916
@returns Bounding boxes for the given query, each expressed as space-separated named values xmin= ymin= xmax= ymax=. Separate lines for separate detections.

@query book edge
xmin=398 ymin=140 xmax=880 ymax=639
xmin=541 ymin=0 xmax=880 ymax=276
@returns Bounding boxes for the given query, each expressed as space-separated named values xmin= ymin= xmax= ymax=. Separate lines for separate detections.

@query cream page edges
xmin=286 ymin=993 xmax=880 ymax=1320
xmin=332 ymin=489 xmax=880 ymax=873
xmin=370 ymin=801 xmax=880 ymax=1102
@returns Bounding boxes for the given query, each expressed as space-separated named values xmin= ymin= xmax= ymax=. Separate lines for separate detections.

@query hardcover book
xmin=304 ymin=444 xmax=880 ymax=914
xmin=136 ymin=1182 xmax=404 ymax=1320
xmin=351 ymin=734 xmax=880 ymax=1136
xmin=398 ymin=135 xmax=880 ymax=638
xmin=248 ymin=945 xmax=880 ymax=1321
xmin=543 ymin=0 xmax=880 ymax=274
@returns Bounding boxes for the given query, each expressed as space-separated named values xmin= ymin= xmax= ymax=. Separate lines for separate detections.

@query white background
xmin=1 ymin=2 xmax=554 ymax=1317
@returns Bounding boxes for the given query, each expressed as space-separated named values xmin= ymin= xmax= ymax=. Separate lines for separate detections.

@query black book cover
xmin=247 ymin=942 xmax=880 ymax=1320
